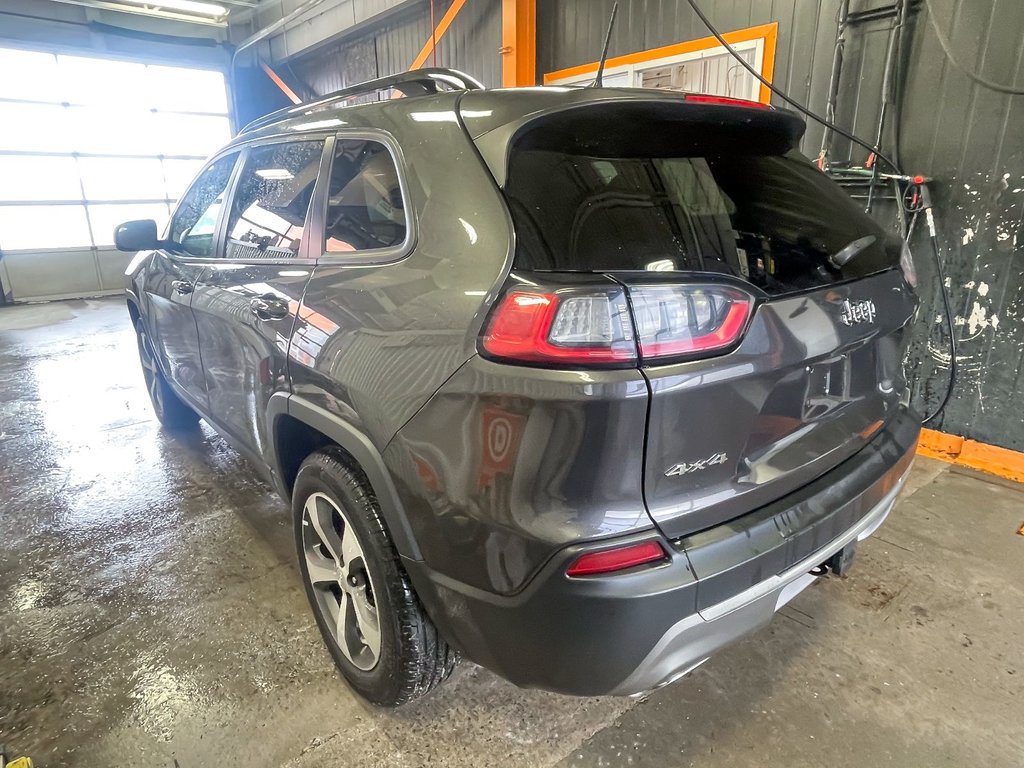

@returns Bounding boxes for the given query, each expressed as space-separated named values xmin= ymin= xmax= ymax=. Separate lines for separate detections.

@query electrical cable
xmin=681 ymin=0 xmax=901 ymax=173
xmin=922 ymin=0 xmax=1024 ymax=96
xmin=683 ymin=0 xmax=960 ymax=422
xmin=922 ymin=232 xmax=957 ymax=424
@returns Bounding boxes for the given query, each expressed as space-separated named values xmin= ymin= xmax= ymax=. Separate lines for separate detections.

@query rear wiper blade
xmin=830 ymin=235 xmax=876 ymax=268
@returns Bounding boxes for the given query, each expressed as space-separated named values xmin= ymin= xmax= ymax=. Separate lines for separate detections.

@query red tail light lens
xmin=629 ymin=284 xmax=753 ymax=361
xmin=482 ymin=289 xmax=637 ymax=365
xmin=685 ymin=93 xmax=771 ymax=109
xmin=566 ymin=541 xmax=667 ymax=577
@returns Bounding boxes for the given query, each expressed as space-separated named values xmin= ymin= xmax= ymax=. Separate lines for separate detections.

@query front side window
xmin=324 ymin=140 xmax=406 ymax=253
xmin=169 ymin=152 xmax=238 ymax=257
xmin=225 ymin=140 xmax=325 ymax=261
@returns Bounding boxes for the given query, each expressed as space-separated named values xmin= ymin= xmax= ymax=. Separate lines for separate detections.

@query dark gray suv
xmin=116 ymin=69 xmax=921 ymax=706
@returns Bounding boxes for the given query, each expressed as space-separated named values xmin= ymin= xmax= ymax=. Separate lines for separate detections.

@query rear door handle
xmin=171 ymin=279 xmax=194 ymax=295
xmin=250 ymin=294 xmax=289 ymax=321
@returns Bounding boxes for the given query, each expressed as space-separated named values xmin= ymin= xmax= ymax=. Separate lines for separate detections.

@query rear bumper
xmin=610 ymin=468 xmax=906 ymax=694
xmin=406 ymin=406 xmax=920 ymax=696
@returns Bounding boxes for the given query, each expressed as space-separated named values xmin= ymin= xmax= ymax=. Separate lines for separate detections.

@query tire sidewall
xmin=292 ymin=453 xmax=408 ymax=705
xmin=134 ymin=319 xmax=197 ymax=429
xmin=134 ymin=321 xmax=166 ymax=421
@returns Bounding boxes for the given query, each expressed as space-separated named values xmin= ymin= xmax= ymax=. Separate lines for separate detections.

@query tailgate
xmin=643 ymin=269 xmax=917 ymax=539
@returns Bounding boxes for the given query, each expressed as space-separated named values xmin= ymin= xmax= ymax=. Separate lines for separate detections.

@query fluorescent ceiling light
xmin=256 ymin=169 xmax=293 ymax=180
xmin=119 ymin=0 xmax=228 ymax=16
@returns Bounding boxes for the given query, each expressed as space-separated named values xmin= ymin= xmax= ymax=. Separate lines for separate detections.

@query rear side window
xmin=504 ymin=142 xmax=900 ymax=295
xmin=169 ymin=152 xmax=237 ymax=257
xmin=225 ymin=140 xmax=324 ymax=260
xmin=323 ymin=139 xmax=406 ymax=253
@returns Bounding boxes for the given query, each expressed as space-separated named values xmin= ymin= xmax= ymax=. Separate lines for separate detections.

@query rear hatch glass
xmin=490 ymin=98 xmax=916 ymax=540
xmin=502 ymin=103 xmax=900 ymax=293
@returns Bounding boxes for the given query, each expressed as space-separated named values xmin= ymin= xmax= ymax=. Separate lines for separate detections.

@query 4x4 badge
xmin=665 ymin=452 xmax=728 ymax=477
xmin=839 ymin=298 xmax=877 ymax=326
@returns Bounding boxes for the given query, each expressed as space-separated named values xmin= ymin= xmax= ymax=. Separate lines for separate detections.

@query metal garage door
xmin=0 ymin=46 xmax=230 ymax=303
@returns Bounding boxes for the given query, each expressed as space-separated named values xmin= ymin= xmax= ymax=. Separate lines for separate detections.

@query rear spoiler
xmin=459 ymin=88 xmax=805 ymax=187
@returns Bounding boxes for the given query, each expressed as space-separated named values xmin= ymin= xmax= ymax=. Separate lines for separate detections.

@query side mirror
xmin=114 ymin=219 xmax=160 ymax=252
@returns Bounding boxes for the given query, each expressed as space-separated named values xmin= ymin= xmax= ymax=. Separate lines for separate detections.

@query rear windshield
xmin=504 ymin=138 xmax=900 ymax=296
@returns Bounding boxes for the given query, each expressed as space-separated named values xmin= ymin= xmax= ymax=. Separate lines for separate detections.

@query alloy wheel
xmin=301 ymin=492 xmax=382 ymax=671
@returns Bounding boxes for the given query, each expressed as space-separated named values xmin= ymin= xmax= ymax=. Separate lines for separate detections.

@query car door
xmin=142 ymin=151 xmax=239 ymax=411
xmin=190 ymin=135 xmax=328 ymax=467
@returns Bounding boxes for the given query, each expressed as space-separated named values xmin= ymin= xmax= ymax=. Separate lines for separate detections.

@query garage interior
xmin=1 ymin=0 xmax=1022 ymax=766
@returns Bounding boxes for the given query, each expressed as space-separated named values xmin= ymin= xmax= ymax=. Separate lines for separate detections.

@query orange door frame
xmin=501 ymin=0 xmax=536 ymax=87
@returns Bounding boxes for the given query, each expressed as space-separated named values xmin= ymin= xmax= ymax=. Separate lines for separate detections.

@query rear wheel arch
xmin=269 ymin=395 xmax=422 ymax=560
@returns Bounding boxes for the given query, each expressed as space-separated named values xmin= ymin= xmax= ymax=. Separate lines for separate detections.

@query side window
xmin=169 ymin=152 xmax=238 ymax=257
xmin=224 ymin=140 xmax=324 ymax=260
xmin=324 ymin=139 xmax=407 ymax=253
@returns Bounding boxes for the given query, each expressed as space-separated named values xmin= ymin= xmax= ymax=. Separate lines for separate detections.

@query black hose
xmin=681 ymin=0 xmax=901 ymax=173
xmin=921 ymin=233 xmax=957 ymax=425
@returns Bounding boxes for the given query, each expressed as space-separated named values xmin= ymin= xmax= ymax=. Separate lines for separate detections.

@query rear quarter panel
xmin=383 ymin=357 xmax=652 ymax=594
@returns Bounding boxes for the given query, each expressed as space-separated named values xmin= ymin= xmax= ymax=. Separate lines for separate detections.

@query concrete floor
xmin=1 ymin=297 xmax=1021 ymax=768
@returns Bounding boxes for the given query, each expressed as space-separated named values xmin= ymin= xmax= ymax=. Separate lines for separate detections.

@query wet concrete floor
xmin=1 ymin=297 xmax=1021 ymax=767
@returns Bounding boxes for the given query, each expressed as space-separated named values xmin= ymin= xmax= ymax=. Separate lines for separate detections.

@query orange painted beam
xmin=501 ymin=0 xmax=536 ymax=87
xmin=757 ymin=22 xmax=777 ymax=104
xmin=543 ymin=22 xmax=779 ymax=105
xmin=410 ymin=0 xmax=468 ymax=70
xmin=260 ymin=60 xmax=302 ymax=105
xmin=917 ymin=427 xmax=1024 ymax=484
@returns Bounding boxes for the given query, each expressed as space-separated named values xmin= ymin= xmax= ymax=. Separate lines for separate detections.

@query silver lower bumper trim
xmin=611 ymin=465 xmax=911 ymax=696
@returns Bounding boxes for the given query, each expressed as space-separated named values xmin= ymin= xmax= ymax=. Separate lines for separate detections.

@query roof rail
xmin=239 ymin=68 xmax=486 ymax=135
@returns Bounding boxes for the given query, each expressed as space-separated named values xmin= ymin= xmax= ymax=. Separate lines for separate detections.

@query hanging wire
xmin=681 ymin=0 xmax=901 ymax=173
xmin=922 ymin=0 xmax=1024 ymax=96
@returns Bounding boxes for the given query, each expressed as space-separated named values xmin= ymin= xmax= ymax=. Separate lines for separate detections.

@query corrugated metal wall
xmin=287 ymin=0 xmax=502 ymax=94
xmin=538 ymin=0 xmax=1024 ymax=451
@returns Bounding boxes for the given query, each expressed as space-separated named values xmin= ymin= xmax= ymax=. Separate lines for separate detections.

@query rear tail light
xmin=629 ymin=284 xmax=753 ymax=360
xmin=684 ymin=93 xmax=771 ymax=110
xmin=481 ymin=281 xmax=755 ymax=367
xmin=481 ymin=288 xmax=637 ymax=365
xmin=566 ymin=540 xmax=668 ymax=577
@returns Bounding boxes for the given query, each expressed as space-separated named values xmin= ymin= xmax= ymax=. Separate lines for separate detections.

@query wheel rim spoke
xmin=149 ymin=376 xmax=162 ymax=412
xmin=336 ymin=590 xmax=359 ymax=664
xmin=305 ymin=496 xmax=343 ymax=564
xmin=351 ymin=591 xmax=380 ymax=656
xmin=305 ymin=550 xmax=337 ymax=586
xmin=339 ymin=522 xmax=361 ymax=572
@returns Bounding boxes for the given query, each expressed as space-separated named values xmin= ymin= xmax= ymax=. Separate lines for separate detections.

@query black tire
xmin=134 ymin=319 xmax=199 ymax=430
xmin=293 ymin=447 xmax=458 ymax=706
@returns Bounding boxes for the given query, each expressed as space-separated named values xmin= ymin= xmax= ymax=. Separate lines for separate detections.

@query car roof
xmin=231 ymin=67 xmax=785 ymax=147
